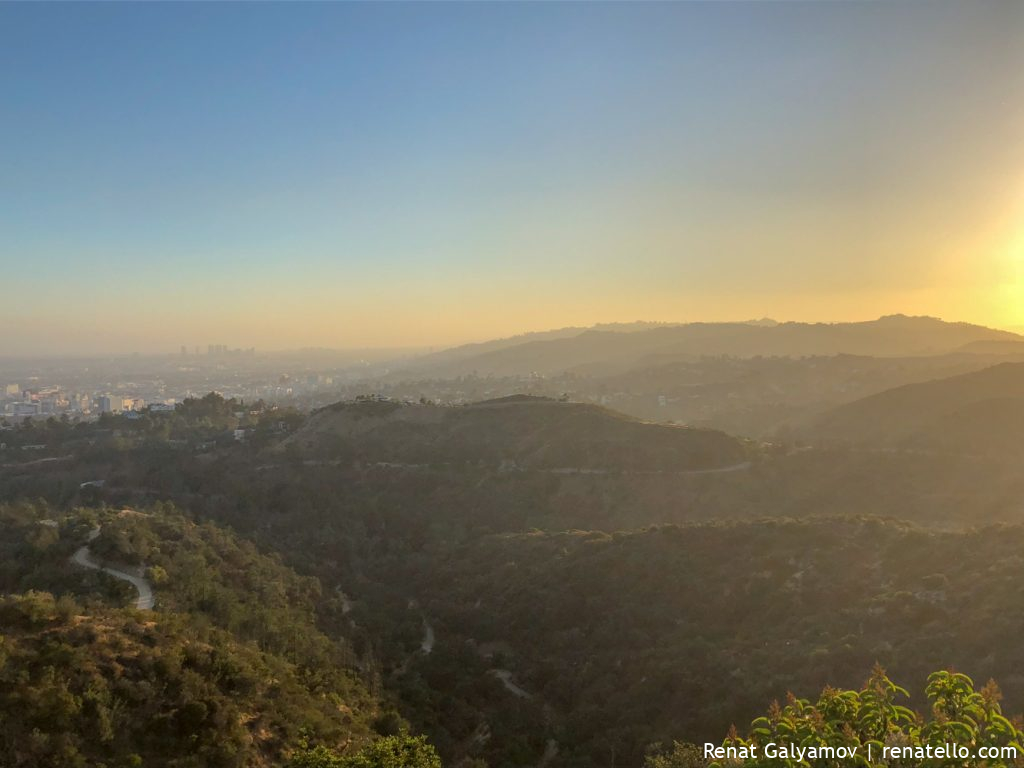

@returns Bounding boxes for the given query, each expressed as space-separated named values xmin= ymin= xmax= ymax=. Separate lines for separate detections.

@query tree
xmin=289 ymin=735 xmax=442 ymax=768
xmin=702 ymin=667 xmax=1024 ymax=768
xmin=289 ymin=745 xmax=346 ymax=768
xmin=346 ymin=735 xmax=442 ymax=768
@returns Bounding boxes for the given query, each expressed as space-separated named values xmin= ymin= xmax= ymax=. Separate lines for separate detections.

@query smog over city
xmin=2 ymin=2 xmax=1024 ymax=768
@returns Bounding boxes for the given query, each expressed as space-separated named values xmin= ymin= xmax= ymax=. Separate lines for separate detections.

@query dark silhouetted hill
xmin=284 ymin=396 xmax=748 ymax=471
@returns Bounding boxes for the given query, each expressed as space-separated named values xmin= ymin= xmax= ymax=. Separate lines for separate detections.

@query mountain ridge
xmin=397 ymin=316 xmax=1022 ymax=378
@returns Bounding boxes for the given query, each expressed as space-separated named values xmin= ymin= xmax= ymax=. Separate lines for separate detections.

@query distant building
xmin=11 ymin=402 xmax=40 ymax=417
xmin=207 ymin=344 xmax=254 ymax=358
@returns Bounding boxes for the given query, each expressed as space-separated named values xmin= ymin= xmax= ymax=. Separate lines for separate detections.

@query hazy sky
xmin=2 ymin=2 xmax=1023 ymax=354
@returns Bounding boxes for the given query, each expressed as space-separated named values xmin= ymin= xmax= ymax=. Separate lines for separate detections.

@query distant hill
xmin=409 ymin=322 xmax=683 ymax=369
xmin=587 ymin=351 xmax=1020 ymax=439
xmin=399 ymin=316 xmax=1022 ymax=377
xmin=954 ymin=338 xmax=1024 ymax=356
xmin=285 ymin=396 xmax=748 ymax=471
xmin=802 ymin=361 xmax=1024 ymax=453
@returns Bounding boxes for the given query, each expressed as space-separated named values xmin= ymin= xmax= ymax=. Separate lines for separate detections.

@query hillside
xmin=285 ymin=396 xmax=749 ymax=472
xmin=399 ymin=316 xmax=1021 ymax=378
xmin=802 ymin=361 xmax=1024 ymax=452
xmin=10 ymin=399 xmax=1024 ymax=766
xmin=0 ymin=596 xmax=366 ymax=768
xmin=955 ymin=338 xmax=1024 ymax=355
xmin=11 ymin=391 xmax=1024 ymax=767
xmin=0 ymin=501 xmax=403 ymax=768
xmin=588 ymin=351 xmax=1017 ymax=438
xmin=391 ymin=518 xmax=1024 ymax=766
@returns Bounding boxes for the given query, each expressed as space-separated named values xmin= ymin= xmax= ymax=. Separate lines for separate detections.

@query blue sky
xmin=2 ymin=2 xmax=1023 ymax=353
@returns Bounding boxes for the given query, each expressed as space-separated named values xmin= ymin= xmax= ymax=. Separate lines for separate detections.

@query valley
xmin=5 ymin=319 xmax=1024 ymax=766
xmin=6 ymin=1 xmax=1023 ymax=764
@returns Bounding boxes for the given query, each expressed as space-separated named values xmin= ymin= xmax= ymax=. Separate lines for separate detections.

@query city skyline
xmin=3 ymin=2 xmax=1023 ymax=355
xmin=4 ymin=314 xmax=1024 ymax=361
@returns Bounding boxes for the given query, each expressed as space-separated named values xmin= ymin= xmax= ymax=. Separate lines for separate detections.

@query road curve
xmin=681 ymin=460 xmax=752 ymax=476
xmin=490 ymin=669 xmax=532 ymax=699
xmin=71 ymin=528 xmax=155 ymax=610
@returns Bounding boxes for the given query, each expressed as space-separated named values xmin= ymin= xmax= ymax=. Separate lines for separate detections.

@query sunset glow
xmin=2 ymin=1 xmax=1023 ymax=354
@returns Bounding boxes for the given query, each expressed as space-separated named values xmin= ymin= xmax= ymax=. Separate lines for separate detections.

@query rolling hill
xmin=802 ymin=361 xmax=1024 ymax=453
xmin=284 ymin=395 xmax=749 ymax=472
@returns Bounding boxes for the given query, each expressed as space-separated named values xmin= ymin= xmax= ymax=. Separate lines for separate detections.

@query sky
xmin=2 ymin=1 xmax=1023 ymax=355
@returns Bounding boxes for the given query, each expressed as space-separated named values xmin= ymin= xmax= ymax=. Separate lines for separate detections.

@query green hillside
xmin=0 ymin=501 xmax=426 ymax=768
xmin=386 ymin=518 xmax=1024 ymax=765
xmin=8 ymin=391 xmax=1024 ymax=767
xmin=0 ymin=595 xmax=364 ymax=768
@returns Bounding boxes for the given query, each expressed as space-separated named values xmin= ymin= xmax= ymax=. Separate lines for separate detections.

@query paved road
xmin=681 ymin=460 xmax=752 ymax=475
xmin=547 ymin=461 xmax=752 ymax=476
xmin=256 ymin=459 xmax=754 ymax=476
xmin=71 ymin=528 xmax=155 ymax=610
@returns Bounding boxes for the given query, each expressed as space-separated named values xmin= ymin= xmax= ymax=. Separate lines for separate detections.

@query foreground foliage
xmin=289 ymin=734 xmax=442 ymax=768
xmin=700 ymin=668 xmax=1024 ymax=767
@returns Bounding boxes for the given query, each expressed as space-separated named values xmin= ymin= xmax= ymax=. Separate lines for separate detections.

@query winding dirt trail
xmin=420 ymin=617 xmax=435 ymax=653
xmin=490 ymin=669 xmax=532 ymax=698
xmin=71 ymin=528 xmax=155 ymax=610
